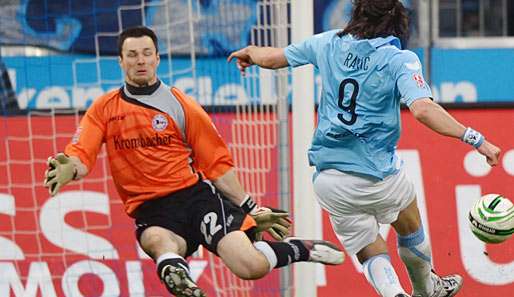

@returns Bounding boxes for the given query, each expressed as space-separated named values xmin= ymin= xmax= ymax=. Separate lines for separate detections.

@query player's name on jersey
xmin=344 ymin=52 xmax=371 ymax=71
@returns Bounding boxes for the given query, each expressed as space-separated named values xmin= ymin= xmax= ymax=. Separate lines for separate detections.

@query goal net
xmin=0 ymin=0 xmax=290 ymax=296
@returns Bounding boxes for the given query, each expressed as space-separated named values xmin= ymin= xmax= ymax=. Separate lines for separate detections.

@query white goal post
xmin=290 ymin=1 xmax=319 ymax=297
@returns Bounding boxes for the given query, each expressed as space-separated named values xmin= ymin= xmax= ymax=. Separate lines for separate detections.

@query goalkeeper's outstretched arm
xmin=44 ymin=97 xmax=104 ymax=196
xmin=211 ymin=168 xmax=247 ymax=205
xmin=213 ymin=168 xmax=291 ymax=241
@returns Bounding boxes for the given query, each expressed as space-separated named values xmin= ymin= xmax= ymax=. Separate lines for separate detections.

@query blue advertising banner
xmin=1 ymin=0 xmax=513 ymax=111
xmin=3 ymin=48 xmax=514 ymax=110
xmin=430 ymin=48 xmax=514 ymax=103
xmin=3 ymin=55 xmax=250 ymax=109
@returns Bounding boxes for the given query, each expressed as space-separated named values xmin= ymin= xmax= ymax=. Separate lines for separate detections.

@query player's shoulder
xmin=90 ymin=88 xmax=122 ymax=107
xmin=171 ymin=86 xmax=192 ymax=106
xmin=170 ymin=86 xmax=186 ymax=100
xmin=308 ymin=29 xmax=340 ymax=44
xmin=317 ymin=29 xmax=340 ymax=39
xmin=170 ymin=86 xmax=203 ymax=111
xmin=388 ymin=49 xmax=421 ymax=64
xmin=382 ymin=49 xmax=422 ymax=74
xmin=83 ymin=88 xmax=121 ymax=115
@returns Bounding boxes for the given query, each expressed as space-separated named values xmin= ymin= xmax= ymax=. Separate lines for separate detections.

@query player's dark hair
xmin=118 ymin=26 xmax=159 ymax=57
xmin=340 ymin=0 xmax=409 ymax=43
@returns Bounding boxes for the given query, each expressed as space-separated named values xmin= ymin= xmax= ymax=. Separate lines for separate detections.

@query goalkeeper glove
xmin=43 ymin=153 xmax=78 ymax=196
xmin=252 ymin=206 xmax=291 ymax=241
xmin=240 ymin=196 xmax=292 ymax=241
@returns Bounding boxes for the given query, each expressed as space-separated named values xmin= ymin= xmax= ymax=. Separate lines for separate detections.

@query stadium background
xmin=0 ymin=0 xmax=513 ymax=296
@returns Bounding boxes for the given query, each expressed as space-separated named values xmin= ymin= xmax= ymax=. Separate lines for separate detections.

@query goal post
xmin=290 ymin=1 xmax=318 ymax=297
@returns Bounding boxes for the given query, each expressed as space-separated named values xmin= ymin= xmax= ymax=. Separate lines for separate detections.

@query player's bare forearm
xmin=409 ymin=98 xmax=466 ymax=139
xmin=212 ymin=168 xmax=292 ymax=240
xmin=410 ymin=98 xmax=501 ymax=165
xmin=248 ymin=46 xmax=288 ymax=69
xmin=211 ymin=168 xmax=247 ymax=205
xmin=228 ymin=46 xmax=288 ymax=75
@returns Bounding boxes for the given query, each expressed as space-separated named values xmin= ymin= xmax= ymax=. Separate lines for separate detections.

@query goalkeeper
xmin=44 ymin=26 xmax=343 ymax=297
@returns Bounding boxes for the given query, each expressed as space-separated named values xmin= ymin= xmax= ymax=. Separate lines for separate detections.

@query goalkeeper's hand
xmin=43 ymin=153 xmax=77 ymax=196
xmin=252 ymin=207 xmax=291 ymax=241
xmin=240 ymin=196 xmax=292 ymax=241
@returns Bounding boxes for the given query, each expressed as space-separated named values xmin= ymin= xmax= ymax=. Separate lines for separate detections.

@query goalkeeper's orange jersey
xmin=65 ymin=82 xmax=234 ymax=217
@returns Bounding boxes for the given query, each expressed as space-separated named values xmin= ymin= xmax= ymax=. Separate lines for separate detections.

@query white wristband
xmin=461 ymin=127 xmax=484 ymax=148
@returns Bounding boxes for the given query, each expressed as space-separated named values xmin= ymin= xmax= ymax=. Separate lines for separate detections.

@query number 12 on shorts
xmin=200 ymin=212 xmax=222 ymax=245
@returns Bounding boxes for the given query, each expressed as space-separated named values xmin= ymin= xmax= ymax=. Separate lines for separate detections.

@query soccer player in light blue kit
xmin=228 ymin=1 xmax=501 ymax=297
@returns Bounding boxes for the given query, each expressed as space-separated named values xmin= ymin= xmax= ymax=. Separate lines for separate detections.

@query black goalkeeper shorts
xmin=134 ymin=180 xmax=257 ymax=257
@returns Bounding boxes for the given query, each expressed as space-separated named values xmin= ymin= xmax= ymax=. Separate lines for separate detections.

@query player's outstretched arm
xmin=213 ymin=168 xmax=291 ymax=240
xmin=227 ymin=46 xmax=288 ymax=76
xmin=43 ymin=153 xmax=88 ymax=196
xmin=409 ymin=98 xmax=501 ymax=166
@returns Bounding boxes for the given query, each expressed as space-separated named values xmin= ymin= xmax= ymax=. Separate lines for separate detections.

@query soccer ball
xmin=468 ymin=194 xmax=514 ymax=244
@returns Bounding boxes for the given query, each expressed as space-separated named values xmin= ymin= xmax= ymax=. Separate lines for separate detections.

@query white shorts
xmin=313 ymin=167 xmax=416 ymax=255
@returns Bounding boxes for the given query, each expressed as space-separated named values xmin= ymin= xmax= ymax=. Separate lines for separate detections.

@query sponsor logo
xmin=289 ymin=242 xmax=301 ymax=261
xmin=226 ymin=214 xmax=234 ymax=228
xmin=71 ymin=127 xmax=82 ymax=144
xmin=469 ymin=214 xmax=499 ymax=234
xmin=108 ymin=115 xmax=126 ymax=123
xmin=113 ymin=133 xmax=173 ymax=150
xmin=152 ymin=114 xmax=168 ymax=132
xmin=413 ymin=73 xmax=425 ymax=88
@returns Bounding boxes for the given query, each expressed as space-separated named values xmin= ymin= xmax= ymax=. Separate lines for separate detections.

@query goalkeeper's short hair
xmin=118 ymin=26 xmax=159 ymax=57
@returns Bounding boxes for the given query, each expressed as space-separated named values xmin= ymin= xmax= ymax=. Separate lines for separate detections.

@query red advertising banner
xmin=0 ymin=108 xmax=513 ymax=296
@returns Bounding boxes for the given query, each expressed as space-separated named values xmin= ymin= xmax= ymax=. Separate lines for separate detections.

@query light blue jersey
xmin=285 ymin=30 xmax=432 ymax=180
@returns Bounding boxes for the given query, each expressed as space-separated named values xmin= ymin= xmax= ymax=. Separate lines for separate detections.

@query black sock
xmin=265 ymin=240 xmax=310 ymax=268
xmin=157 ymin=257 xmax=190 ymax=280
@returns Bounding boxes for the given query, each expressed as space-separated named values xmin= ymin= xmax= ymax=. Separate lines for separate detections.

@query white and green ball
xmin=468 ymin=194 xmax=514 ymax=244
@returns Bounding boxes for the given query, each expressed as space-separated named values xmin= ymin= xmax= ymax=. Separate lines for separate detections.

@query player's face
xmin=119 ymin=36 xmax=160 ymax=87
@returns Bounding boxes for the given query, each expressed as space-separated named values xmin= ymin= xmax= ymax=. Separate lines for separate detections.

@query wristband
xmin=461 ymin=127 xmax=485 ymax=148
xmin=240 ymin=195 xmax=257 ymax=214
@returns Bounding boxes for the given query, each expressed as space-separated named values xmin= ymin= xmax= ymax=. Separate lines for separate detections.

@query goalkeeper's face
xmin=119 ymin=36 xmax=160 ymax=87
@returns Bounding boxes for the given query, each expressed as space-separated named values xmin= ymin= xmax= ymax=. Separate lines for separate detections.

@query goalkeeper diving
xmin=44 ymin=26 xmax=344 ymax=297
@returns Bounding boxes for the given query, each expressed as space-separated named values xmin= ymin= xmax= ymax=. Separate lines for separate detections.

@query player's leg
xmin=391 ymin=198 xmax=433 ymax=295
xmin=135 ymin=189 xmax=206 ymax=297
xmin=354 ymin=231 xmax=409 ymax=297
xmin=216 ymin=230 xmax=344 ymax=280
xmin=138 ymin=226 xmax=204 ymax=297
xmin=313 ymin=169 xmax=409 ymax=297
xmin=193 ymin=180 xmax=343 ymax=280
xmin=392 ymin=199 xmax=463 ymax=297
xmin=139 ymin=226 xmax=188 ymax=257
